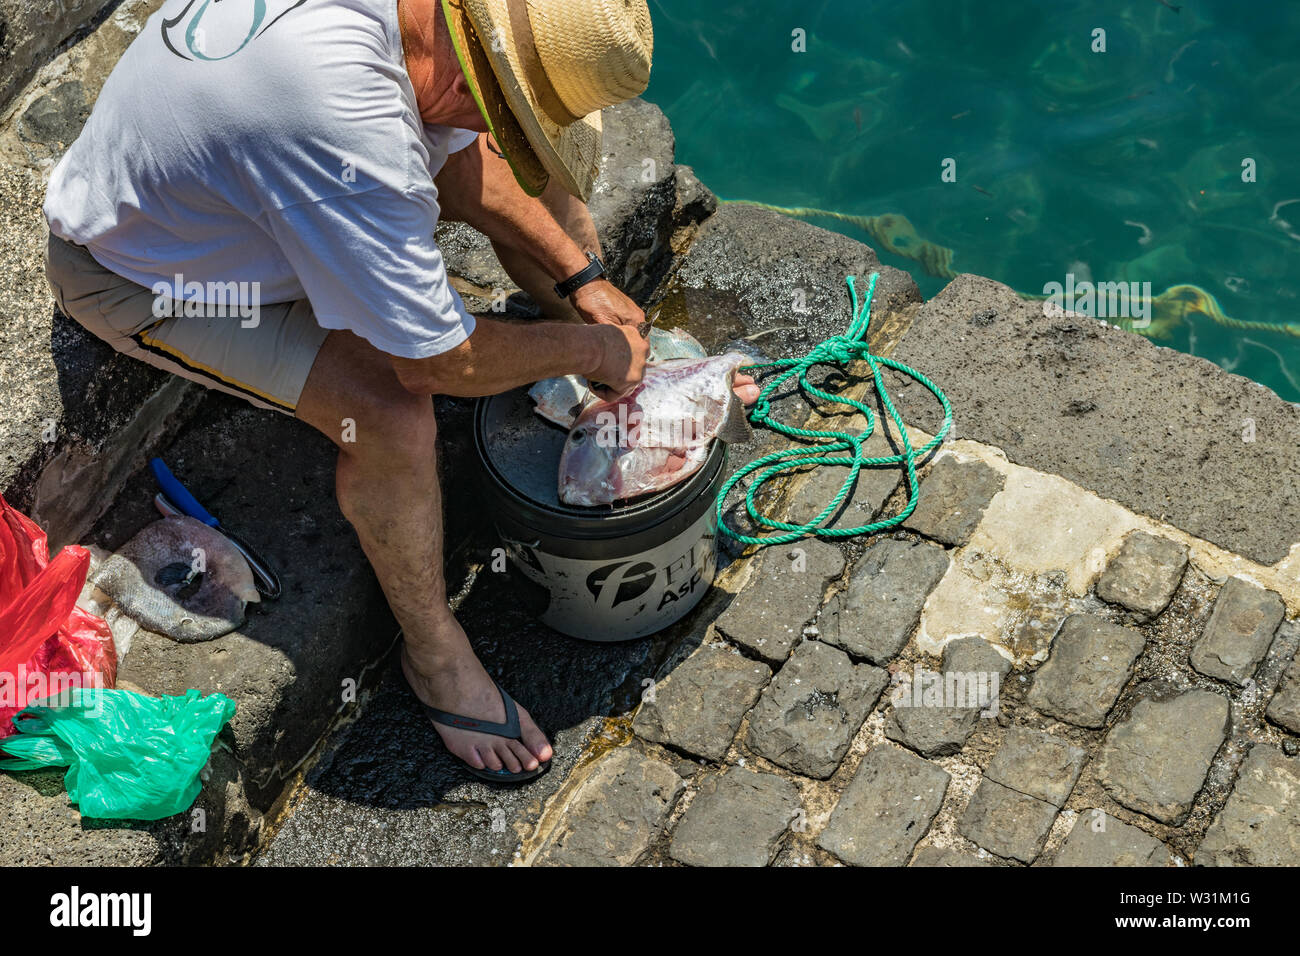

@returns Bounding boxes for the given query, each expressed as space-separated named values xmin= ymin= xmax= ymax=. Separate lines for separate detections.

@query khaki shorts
xmin=44 ymin=234 xmax=329 ymax=415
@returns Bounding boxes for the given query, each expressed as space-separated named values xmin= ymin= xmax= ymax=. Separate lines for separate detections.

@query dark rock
xmin=1266 ymin=643 xmax=1300 ymax=736
xmin=820 ymin=538 xmax=950 ymax=665
xmin=1095 ymin=531 xmax=1189 ymax=620
xmin=714 ymin=541 xmax=845 ymax=665
xmin=983 ymin=726 xmax=1086 ymax=808
xmin=817 ymin=744 xmax=950 ymax=866
xmin=746 ymin=640 xmax=887 ymax=779
xmin=633 ymin=643 xmax=771 ymax=762
xmin=890 ymin=273 xmax=1300 ymax=566
xmin=668 ymin=767 xmax=800 ymax=867
xmin=1052 ymin=810 xmax=1171 ymax=867
xmin=1027 ymin=614 xmax=1146 ymax=728
xmin=910 ymin=846 xmax=995 ymax=866
xmin=1190 ymin=576 xmax=1285 ymax=686
xmin=903 ymin=455 xmax=1006 ymax=547
xmin=958 ymin=778 xmax=1058 ymax=864
xmin=675 ymin=203 xmax=921 ymax=360
xmin=1097 ymin=689 xmax=1229 ymax=825
xmin=1198 ymin=745 xmax=1300 ymax=867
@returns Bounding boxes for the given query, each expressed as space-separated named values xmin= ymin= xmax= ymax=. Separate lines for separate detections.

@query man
xmin=44 ymin=0 xmax=757 ymax=783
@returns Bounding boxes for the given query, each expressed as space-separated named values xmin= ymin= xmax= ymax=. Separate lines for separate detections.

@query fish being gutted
xmin=558 ymin=352 xmax=753 ymax=506
xmin=528 ymin=326 xmax=707 ymax=428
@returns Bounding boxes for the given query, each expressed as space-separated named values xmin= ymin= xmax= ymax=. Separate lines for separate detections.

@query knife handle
xmin=149 ymin=458 xmax=219 ymax=527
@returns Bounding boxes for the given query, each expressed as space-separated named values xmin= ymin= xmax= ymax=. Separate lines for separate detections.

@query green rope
xmin=716 ymin=273 xmax=953 ymax=547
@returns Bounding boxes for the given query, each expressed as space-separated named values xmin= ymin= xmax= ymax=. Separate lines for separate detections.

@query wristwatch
xmin=554 ymin=251 xmax=607 ymax=300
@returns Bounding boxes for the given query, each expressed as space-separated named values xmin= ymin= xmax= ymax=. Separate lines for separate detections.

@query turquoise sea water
xmin=642 ymin=0 xmax=1300 ymax=402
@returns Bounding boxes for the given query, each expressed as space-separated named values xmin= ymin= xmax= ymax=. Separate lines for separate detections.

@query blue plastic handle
xmin=148 ymin=458 xmax=219 ymax=527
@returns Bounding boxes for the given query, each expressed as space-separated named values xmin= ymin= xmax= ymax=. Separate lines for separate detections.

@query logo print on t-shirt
xmin=161 ymin=0 xmax=307 ymax=62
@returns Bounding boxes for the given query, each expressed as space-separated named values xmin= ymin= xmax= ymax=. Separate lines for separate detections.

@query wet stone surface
xmin=958 ymin=777 xmax=1059 ymax=864
xmin=633 ymin=643 xmax=771 ymax=762
xmin=1097 ymin=689 xmax=1230 ymax=826
xmin=785 ymin=425 xmax=901 ymax=530
xmin=1027 ymin=614 xmax=1146 ymax=728
xmin=746 ymin=640 xmax=888 ymax=779
xmin=1190 ymin=576 xmax=1286 ymax=686
xmin=714 ymin=541 xmax=845 ymax=665
xmin=668 ymin=767 xmax=801 ymax=867
xmin=1052 ymin=810 xmax=1172 ymax=867
xmin=1095 ymin=530 xmax=1189 ymax=620
xmin=1197 ymin=745 xmax=1300 ymax=867
xmin=819 ymin=537 xmax=950 ymax=665
xmin=817 ymin=744 xmax=950 ymax=866
xmin=903 ymin=455 xmax=1006 ymax=547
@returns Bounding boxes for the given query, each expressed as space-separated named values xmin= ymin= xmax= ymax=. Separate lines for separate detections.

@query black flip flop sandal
xmin=420 ymin=680 xmax=550 ymax=784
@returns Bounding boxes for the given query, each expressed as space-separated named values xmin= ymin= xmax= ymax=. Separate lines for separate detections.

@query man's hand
xmin=571 ymin=279 xmax=645 ymax=328
xmin=586 ymin=322 xmax=650 ymax=399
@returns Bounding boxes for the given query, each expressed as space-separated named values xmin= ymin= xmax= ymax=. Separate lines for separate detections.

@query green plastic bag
xmin=0 ymin=687 xmax=236 ymax=820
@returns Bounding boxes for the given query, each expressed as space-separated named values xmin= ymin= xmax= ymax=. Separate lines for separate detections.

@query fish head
xmin=558 ymin=415 xmax=621 ymax=506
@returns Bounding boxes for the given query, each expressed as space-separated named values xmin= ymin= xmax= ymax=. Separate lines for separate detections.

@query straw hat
xmin=439 ymin=0 xmax=653 ymax=201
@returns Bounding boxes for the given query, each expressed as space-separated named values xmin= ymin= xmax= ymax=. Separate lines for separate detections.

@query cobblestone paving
xmin=522 ymin=431 xmax=1300 ymax=867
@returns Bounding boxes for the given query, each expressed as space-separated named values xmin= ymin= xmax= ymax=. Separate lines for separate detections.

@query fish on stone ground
xmin=558 ymin=352 xmax=753 ymax=507
xmin=528 ymin=326 xmax=707 ymax=428
xmin=90 ymin=516 xmax=259 ymax=643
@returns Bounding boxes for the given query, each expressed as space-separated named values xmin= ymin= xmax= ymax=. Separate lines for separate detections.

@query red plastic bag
xmin=0 ymin=495 xmax=116 ymax=737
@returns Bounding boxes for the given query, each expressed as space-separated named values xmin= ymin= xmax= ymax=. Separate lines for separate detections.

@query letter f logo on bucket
xmin=161 ymin=0 xmax=307 ymax=62
xmin=586 ymin=560 xmax=658 ymax=610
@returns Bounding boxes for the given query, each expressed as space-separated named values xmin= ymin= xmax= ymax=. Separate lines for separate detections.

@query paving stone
xmin=746 ymin=640 xmax=888 ymax=779
xmin=885 ymin=637 xmax=1010 ymax=757
xmin=984 ymin=726 xmax=1087 ymax=808
xmin=668 ymin=767 xmax=801 ymax=867
xmin=1265 ymin=647 xmax=1300 ymax=735
xmin=634 ymin=644 xmax=772 ymax=761
xmin=819 ymin=538 xmax=950 ymax=664
xmin=943 ymin=635 xmax=1014 ymax=680
xmin=1052 ymin=810 xmax=1172 ymax=866
xmin=1197 ymin=745 xmax=1300 ymax=866
xmin=1190 ymin=576 xmax=1286 ymax=686
xmin=1027 ymin=614 xmax=1146 ymax=728
xmin=817 ymin=745 xmax=950 ymax=866
xmin=786 ymin=425 xmax=900 ymax=529
xmin=886 ymin=703 xmax=982 ymax=759
xmin=533 ymin=749 xmax=683 ymax=866
xmin=903 ymin=455 xmax=1006 ymax=546
xmin=715 ymin=541 xmax=846 ymax=665
xmin=1095 ymin=531 xmax=1189 ymax=619
xmin=909 ymin=846 xmax=995 ymax=867
xmin=958 ymin=778 xmax=1059 ymax=864
xmin=1096 ymin=689 xmax=1229 ymax=826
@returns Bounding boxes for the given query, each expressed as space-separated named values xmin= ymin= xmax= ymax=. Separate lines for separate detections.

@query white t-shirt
xmin=44 ymin=0 xmax=477 ymax=359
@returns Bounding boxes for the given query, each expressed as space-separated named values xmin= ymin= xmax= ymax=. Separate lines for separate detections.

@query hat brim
xmin=440 ymin=0 xmax=602 ymax=202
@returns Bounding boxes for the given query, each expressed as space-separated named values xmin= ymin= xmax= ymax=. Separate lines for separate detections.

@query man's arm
xmin=391 ymin=314 xmax=648 ymax=397
xmin=437 ymin=135 xmax=644 ymax=328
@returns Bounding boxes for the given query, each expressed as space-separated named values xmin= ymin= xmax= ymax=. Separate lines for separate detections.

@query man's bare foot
xmin=400 ymin=642 xmax=553 ymax=775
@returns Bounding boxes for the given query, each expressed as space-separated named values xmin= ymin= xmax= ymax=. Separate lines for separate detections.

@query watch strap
xmin=554 ymin=252 xmax=607 ymax=299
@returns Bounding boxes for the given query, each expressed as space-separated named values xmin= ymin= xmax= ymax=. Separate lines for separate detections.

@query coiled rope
xmin=716 ymin=273 xmax=952 ymax=547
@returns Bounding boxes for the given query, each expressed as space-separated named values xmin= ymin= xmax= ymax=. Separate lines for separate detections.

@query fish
xmin=528 ymin=326 xmax=707 ymax=428
xmin=90 ymin=516 xmax=259 ymax=643
xmin=558 ymin=352 xmax=753 ymax=507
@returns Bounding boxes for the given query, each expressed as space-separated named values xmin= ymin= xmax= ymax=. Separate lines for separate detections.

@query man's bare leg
xmin=295 ymin=329 xmax=552 ymax=774
xmin=490 ymin=175 xmax=604 ymax=324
